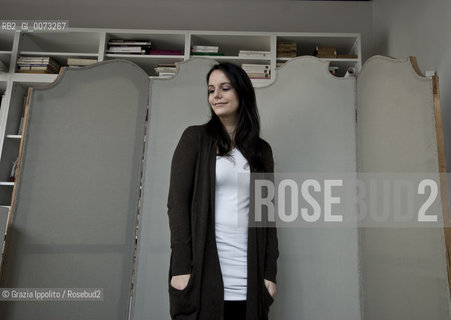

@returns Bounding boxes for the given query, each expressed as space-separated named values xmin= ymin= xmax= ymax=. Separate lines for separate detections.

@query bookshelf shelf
xmin=0 ymin=27 xmax=361 ymax=206
xmin=6 ymin=135 xmax=21 ymax=140
xmin=12 ymin=73 xmax=59 ymax=84
xmin=19 ymin=51 xmax=99 ymax=57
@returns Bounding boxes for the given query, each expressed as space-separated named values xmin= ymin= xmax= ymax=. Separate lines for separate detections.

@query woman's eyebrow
xmin=208 ymin=82 xmax=232 ymax=87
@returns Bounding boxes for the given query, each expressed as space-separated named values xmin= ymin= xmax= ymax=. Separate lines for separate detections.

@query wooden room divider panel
xmin=357 ymin=56 xmax=450 ymax=319
xmin=0 ymin=60 xmax=149 ymax=320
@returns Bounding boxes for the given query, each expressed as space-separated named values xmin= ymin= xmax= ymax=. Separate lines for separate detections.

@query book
xmin=316 ymin=54 xmax=337 ymax=59
xmin=315 ymin=46 xmax=337 ymax=57
xmin=277 ymin=42 xmax=297 ymax=58
xmin=190 ymin=52 xmax=224 ymax=56
xmin=149 ymin=50 xmax=183 ymax=55
xmin=16 ymin=56 xmax=61 ymax=74
xmin=67 ymin=58 xmax=98 ymax=66
xmin=242 ymin=64 xmax=271 ymax=74
xmin=17 ymin=56 xmax=52 ymax=63
xmin=192 ymin=45 xmax=219 ymax=53
xmin=108 ymin=39 xmax=152 ymax=46
xmin=107 ymin=46 xmax=148 ymax=52
xmin=158 ymin=72 xmax=176 ymax=77
xmin=337 ymin=54 xmax=358 ymax=59
xmin=239 ymin=50 xmax=271 ymax=58
xmin=242 ymin=63 xmax=270 ymax=69
xmin=154 ymin=67 xmax=177 ymax=73
xmin=9 ymin=158 xmax=18 ymax=182
xmin=245 ymin=72 xmax=271 ymax=78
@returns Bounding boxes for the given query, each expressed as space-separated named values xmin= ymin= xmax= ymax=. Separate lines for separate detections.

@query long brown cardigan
xmin=167 ymin=125 xmax=279 ymax=320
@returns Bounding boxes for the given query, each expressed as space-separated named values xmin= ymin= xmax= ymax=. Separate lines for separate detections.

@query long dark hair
xmin=206 ymin=62 xmax=269 ymax=172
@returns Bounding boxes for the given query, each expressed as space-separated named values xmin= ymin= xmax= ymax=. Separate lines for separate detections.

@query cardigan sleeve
xmin=263 ymin=142 xmax=279 ymax=283
xmin=167 ymin=126 xmax=199 ymax=276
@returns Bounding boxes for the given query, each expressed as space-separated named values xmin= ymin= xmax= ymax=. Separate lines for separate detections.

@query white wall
xmin=1 ymin=0 xmax=374 ymax=59
xmin=372 ymin=0 xmax=451 ymax=185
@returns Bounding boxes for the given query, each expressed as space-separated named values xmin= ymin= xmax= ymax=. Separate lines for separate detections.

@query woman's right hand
xmin=170 ymin=274 xmax=191 ymax=290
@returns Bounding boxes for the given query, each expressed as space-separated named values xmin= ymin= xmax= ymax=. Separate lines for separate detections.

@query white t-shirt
xmin=215 ymin=148 xmax=250 ymax=301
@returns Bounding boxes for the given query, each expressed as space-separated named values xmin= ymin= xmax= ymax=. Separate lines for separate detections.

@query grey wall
xmin=372 ymin=0 xmax=451 ymax=202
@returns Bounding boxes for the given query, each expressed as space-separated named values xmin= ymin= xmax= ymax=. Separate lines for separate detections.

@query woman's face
xmin=208 ymin=70 xmax=240 ymax=123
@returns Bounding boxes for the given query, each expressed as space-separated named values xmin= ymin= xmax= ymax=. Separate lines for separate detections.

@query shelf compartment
xmin=0 ymin=138 xmax=20 ymax=184
xmin=19 ymin=31 xmax=101 ymax=54
xmin=190 ymin=34 xmax=271 ymax=57
xmin=0 ymin=32 xmax=15 ymax=51
xmin=105 ymin=54 xmax=184 ymax=76
xmin=17 ymin=51 xmax=99 ymax=71
xmin=0 ymin=185 xmax=13 ymax=206
xmin=105 ymin=32 xmax=186 ymax=55
xmin=0 ymin=51 xmax=11 ymax=73
xmin=190 ymin=55 xmax=270 ymax=64
xmin=277 ymin=56 xmax=359 ymax=77
xmin=276 ymin=33 xmax=360 ymax=58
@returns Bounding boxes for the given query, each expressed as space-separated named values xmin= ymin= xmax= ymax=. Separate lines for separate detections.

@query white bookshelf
xmin=0 ymin=27 xmax=361 ymax=206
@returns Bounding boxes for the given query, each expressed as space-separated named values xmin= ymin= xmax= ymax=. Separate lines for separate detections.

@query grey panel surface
xmin=0 ymin=60 xmax=149 ymax=320
xmin=357 ymin=56 xmax=449 ymax=319
xmin=133 ymin=57 xmax=361 ymax=320
xmin=133 ymin=58 xmax=215 ymax=320
xmin=257 ymin=57 xmax=361 ymax=320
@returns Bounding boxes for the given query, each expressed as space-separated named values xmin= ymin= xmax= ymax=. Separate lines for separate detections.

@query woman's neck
xmin=220 ymin=118 xmax=237 ymax=140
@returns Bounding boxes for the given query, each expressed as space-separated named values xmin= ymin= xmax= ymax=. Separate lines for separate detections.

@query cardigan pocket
xmin=262 ymin=283 xmax=275 ymax=309
xmin=168 ymin=270 xmax=197 ymax=318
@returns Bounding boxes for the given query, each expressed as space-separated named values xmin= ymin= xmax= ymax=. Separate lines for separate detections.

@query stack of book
xmin=149 ymin=49 xmax=183 ymax=56
xmin=277 ymin=42 xmax=297 ymax=58
xmin=154 ymin=63 xmax=177 ymax=77
xmin=107 ymin=39 xmax=152 ymax=55
xmin=315 ymin=46 xmax=337 ymax=58
xmin=16 ymin=56 xmax=61 ymax=74
xmin=0 ymin=61 xmax=7 ymax=73
xmin=242 ymin=64 xmax=270 ymax=79
xmin=238 ymin=50 xmax=271 ymax=58
xmin=67 ymin=58 xmax=97 ymax=67
xmin=191 ymin=45 xmax=224 ymax=56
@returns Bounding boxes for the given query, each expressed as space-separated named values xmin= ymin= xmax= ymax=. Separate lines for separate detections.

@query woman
xmin=167 ymin=62 xmax=278 ymax=320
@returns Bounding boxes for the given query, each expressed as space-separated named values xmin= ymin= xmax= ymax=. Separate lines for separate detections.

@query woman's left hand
xmin=264 ymin=279 xmax=277 ymax=298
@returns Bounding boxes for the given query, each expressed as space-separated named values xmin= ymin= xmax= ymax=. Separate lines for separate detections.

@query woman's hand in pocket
xmin=170 ymin=274 xmax=191 ymax=290
xmin=264 ymin=279 xmax=277 ymax=298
